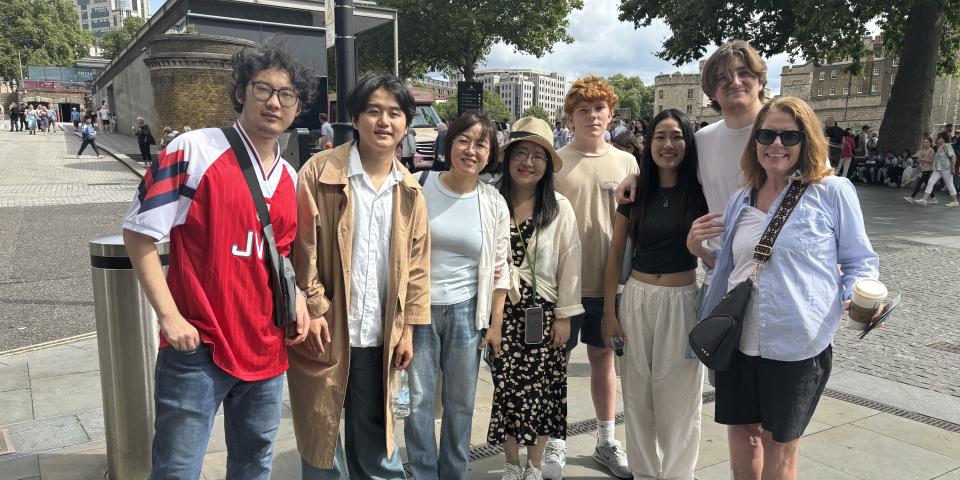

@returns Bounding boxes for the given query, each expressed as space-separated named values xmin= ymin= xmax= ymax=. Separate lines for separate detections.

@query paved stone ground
xmin=0 ymin=128 xmax=137 ymax=350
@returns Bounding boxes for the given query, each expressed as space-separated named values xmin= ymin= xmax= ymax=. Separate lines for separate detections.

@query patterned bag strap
xmin=752 ymin=180 xmax=809 ymax=265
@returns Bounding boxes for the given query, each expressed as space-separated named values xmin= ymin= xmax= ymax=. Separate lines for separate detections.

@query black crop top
xmin=615 ymin=185 xmax=698 ymax=274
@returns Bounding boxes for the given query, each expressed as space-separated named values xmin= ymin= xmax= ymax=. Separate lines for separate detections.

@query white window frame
xmin=829 ymin=86 xmax=836 ymax=96
xmin=817 ymin=87 xmax=824 ymax=97
xmin=818 ymin=71 xmax=825 ymax=80
xmin=873 ymin=65 xmax=880 ymax=76
xmin=830 ymin=70 xmax=837 ymax=79
xmin=857 ymin=84 xmax=864 ymax=94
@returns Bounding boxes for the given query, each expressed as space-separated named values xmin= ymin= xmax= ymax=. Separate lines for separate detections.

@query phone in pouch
xmin=524 ymin=307 xmax=545 ymax=345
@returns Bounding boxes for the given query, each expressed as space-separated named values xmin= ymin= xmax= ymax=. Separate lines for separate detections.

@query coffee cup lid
xmin=854 ymin=279 xmax=887 ymax=298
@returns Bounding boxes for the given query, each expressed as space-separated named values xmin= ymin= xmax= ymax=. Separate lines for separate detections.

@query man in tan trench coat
xmin=288 ymin=73 xmax=431 ymax=478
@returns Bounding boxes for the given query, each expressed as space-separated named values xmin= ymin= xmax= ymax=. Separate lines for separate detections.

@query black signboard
xmin=458 ymin=81 xmax=483 ymax=117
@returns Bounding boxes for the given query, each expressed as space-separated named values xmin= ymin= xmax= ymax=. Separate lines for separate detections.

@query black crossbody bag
xmin=689 ymin=180 xmax=808 ymax=371
xmin=222 ymin=127 xmax=298 ymax=338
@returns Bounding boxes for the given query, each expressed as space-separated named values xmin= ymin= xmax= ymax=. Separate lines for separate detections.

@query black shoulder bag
xmin=221 ymin=127 xmax=299 ymax=338
xmin=688 ymin=180 xmax=808 ymax=371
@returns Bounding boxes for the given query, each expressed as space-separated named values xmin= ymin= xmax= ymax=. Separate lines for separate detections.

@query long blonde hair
xmin=741 ymin=96 xmax=834 ymax=189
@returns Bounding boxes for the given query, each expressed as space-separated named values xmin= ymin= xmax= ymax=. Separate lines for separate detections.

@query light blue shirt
xmin=699 ymin=175 xmax=879 ymax=362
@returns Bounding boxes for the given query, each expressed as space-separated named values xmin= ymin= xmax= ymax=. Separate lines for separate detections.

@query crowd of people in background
xmin=825 ymin=117 xmax=960 ymax=207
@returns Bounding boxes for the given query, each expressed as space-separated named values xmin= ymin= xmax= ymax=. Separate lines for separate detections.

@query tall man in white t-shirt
xmin=547 ymin=75 xmax=640 ymax=480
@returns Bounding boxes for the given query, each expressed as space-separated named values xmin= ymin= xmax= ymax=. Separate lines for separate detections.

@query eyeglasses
xmin=249 ymin=81 xmax=299 ymax=108
xmin=755 ymin=129 xmax=804 ymax=146
xmin=510 ymin=148 xmax=548 ymax=165
xmin=454 ymin=136 xmax=490 ymax=153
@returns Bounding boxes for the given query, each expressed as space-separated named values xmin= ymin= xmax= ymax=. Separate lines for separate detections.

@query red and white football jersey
xmin=123 ymin=123 xmax=297 ymax=381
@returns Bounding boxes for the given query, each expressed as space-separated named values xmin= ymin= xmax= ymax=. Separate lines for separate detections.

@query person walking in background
xmin=9 ymin=103 xmax=20 ymax=132
xmin=837 ymin=128 xmax=855 ymax=178
xmin=25 ymin=105 xmax=37 ymax=134
xmin=98 ymin=101 xmax=110 ymax=134
xmin=77 ymin=116 xmax=103 ymax=158
xmin=50 ymin=108 xmax=63 ymax=132
xmin=133 ymin=117 xmax=156 ymax=164
xmin=405 ymin=112 xmax=510 ymax=480
xmin=432 ymin=120 xmax=448 ymax=171
xmin=71 ymin=107 xmax=80 ymax=129
xmin=915 ymin=132 xmax=959 ymax=207
xmin=603 ymin=109 xmax=708 ymax=480
xmin=905 ymin=137 xmax=936 ymax=203
xmin=611 ymin=131 xmax=643 ymax=168
xmin=487 ymin=117 xmax=583 ymax=480
xmin=37 ymin=105 xmax=50 ymax=135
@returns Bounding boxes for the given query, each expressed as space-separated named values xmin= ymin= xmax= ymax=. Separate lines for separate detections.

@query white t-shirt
xmin=421 ymin=173 xmax=482 ymax=305
xmin=728 ymin=206 xmax=765 ymax=356
xmin=696 ymin=119 xmax=752 ymax=283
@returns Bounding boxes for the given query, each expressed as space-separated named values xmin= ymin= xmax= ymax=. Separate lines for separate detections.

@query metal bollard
xmin=89 ymin=234 xmax=168 ymax=479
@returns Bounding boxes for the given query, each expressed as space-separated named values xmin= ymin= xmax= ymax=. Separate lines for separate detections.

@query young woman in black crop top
xmin=600 ymin=109 xmax=707 ymax=479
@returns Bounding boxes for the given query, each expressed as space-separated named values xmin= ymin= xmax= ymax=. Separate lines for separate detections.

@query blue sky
xmin=149 ymin=0 xmax=795 ymax=92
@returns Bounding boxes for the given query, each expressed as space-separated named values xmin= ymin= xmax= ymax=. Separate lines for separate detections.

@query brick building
xmin=781 ymin=36 xmax=960 ymax=137
xmin=652 ymin=72 xmax=721 ymax=125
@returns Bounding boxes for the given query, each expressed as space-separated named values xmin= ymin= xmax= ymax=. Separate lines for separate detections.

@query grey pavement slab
xmin=3 ymin=414 xmax=91 ymax=461
xmin=29 ymin=371 xmax=101 ymax=419
xmin=76 ymin=409 xmax=105 ymax=442
xmin=828 ymin=369 xmax=960 ymax=425
xmin=0 ymin=363 xmax=29 ymax=392
xmin=0 ymin=389 xmax=34 ymax=425
xmin=0 ymin=454 xmax=40 ymax=480
xmin=801 ymin=423 xmax=960 ymax=480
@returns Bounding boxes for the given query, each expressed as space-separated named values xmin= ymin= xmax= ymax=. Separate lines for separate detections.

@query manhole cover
xmin=928 ymin=341 xmax=960 ymax=354
xmin=0 ymin=428 xmax=14 ymax=455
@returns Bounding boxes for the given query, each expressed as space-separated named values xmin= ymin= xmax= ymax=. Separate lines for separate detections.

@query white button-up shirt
xmin=347 ymin=145 xmax=404 ymax=347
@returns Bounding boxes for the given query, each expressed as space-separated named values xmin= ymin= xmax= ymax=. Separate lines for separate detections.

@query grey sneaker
xmin=542 ymin=438 xmax=565 ymax=480
xmin=928 ymin=197 xmax=939 ymax=204
xmin=903 ymin=196 xmax=915 ymax=203
xmin=523 ymin=462 xmax=544 ymax=480
xmin=593 ymin=440 xmax=633 ymax=479
xmin=503 ymin=462 xmax=524 ymax=480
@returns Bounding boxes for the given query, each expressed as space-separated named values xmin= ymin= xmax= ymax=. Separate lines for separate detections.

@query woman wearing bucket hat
xmin=487 ymin=117 xmax=584 ymax=480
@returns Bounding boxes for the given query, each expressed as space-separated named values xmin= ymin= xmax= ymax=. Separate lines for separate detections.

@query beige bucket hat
xmin=500 ymin=116 xmax=563 ymax=171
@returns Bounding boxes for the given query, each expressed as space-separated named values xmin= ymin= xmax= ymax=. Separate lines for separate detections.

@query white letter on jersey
xmin=231 ymin=230 xmax=265 ymax=259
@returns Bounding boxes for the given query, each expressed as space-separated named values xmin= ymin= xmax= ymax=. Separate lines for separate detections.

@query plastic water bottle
xmin=391 ymin=368 xmax=410 ymax=418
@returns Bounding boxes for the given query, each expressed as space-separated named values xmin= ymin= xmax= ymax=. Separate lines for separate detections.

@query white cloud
xmin=480 ymin=0 xmax=795 ymax=94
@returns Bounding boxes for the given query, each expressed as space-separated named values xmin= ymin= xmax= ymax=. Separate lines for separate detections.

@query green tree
xmin=0 ymin=0 xmax=94 ymax=81
xmin=434 ymin=88 xmax=511 ymax=122
xmin=100 ymin=16 xmax=146 ymax=59
xmin=523 ymin=105 xmax=550 ymax=122
xmin=618 ymin=0 xmax=960 ymax=154
xmin=607 ymin=73 xmax=654 ymax=119
xmin=377 ymin=0 xmax=583 ymax=81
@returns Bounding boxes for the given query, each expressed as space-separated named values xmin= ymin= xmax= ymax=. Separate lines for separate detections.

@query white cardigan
xmin=417 ymin=172 xmax=512 ymax=329
xmin=508 ymin=193 xmax=585 ymax=319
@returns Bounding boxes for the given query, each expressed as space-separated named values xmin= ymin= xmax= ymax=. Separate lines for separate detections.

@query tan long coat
xmin=288 ymin=141 xmax=431 ymax=468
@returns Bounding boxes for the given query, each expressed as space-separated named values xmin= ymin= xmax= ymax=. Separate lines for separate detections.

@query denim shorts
xmin=714 ymin=345 xmax=832 ymax=443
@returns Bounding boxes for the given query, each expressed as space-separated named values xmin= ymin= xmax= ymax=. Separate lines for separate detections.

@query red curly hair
xmin=563 ymin=75 xmax=619 ymax=115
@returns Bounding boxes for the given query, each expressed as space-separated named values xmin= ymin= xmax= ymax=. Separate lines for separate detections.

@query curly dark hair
xmin=229 ymin=42 xmax=315 ymax=114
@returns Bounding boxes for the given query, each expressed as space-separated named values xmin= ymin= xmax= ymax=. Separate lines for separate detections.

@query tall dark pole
xmin=333 ymin=0 xmax=356 ymax=146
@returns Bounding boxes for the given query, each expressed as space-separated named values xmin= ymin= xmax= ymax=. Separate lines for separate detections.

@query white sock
xmin=597 ymin=419 xmax=615 ymax=446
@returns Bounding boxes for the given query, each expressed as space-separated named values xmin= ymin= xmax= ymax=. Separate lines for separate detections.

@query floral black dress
xmin=487 ymin=218 xmax=567 ymax=446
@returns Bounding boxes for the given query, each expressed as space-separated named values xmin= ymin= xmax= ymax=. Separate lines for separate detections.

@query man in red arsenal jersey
xmin=122 ymin=45 xmax=312 ymax=479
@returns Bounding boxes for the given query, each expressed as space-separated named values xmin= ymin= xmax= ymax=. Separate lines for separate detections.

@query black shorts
xmin=714 ymin=345 xmax=832 ymax=442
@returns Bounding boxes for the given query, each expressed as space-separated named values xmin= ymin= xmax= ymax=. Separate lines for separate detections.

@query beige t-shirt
xmin=555 ymin=144 xmax=640 ymax=297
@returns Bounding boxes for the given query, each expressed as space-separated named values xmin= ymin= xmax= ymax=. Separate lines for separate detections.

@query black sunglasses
xmin=755 ymin=129 xmax=804 ymax=146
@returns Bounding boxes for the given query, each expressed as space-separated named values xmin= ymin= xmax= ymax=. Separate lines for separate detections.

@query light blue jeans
xmin=149 ymin=344 xmax=284 ymax=480
xmin=404 ymin=296 xmax=482 ymax=480
xmin=301 ymin=346 xmax=405 ymax=480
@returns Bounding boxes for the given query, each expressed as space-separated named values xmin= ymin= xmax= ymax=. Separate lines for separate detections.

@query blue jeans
xmin=149 ymin=344 xmax=284 ymax=480
xmin=404 ymin=297 xmax=481 ymax=480
xmin=301 ymin=346 xmax=405 ymax=480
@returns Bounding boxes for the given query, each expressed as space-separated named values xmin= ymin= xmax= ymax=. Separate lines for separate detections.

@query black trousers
xmin=78 ymin=138 xmax=101 ymax=156
xmin=910 ymin=171 xmax=935 ymax=198
xmin=138 ymin=141 xmax=152 ymax=163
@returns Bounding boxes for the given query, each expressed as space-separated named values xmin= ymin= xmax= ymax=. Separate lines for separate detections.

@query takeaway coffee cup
xmin=847 ymin=279 xmax=888 ymax=328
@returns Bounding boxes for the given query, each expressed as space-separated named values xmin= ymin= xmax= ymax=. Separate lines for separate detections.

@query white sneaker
xmin=523 ymin=462 xmax=544 ymax=480
xmin=502 ymin=463 xmax=524 ymax=480
xmin=593 ymin=440 xmax=633 ymax=479
xmin=928 ymin=198 xmax=939 ymax=204
xmin=915 ymin=198 xmax=929 ymax=205
xmin=946 ymin=201 xmax=959 ymax=207
xmin=903 ymin=196 xmax=915 ymax=203
xmin=97 ymin=154 xmax=104 ymax=158
xmin=542 ymin=438 xmax=566 ymax=480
